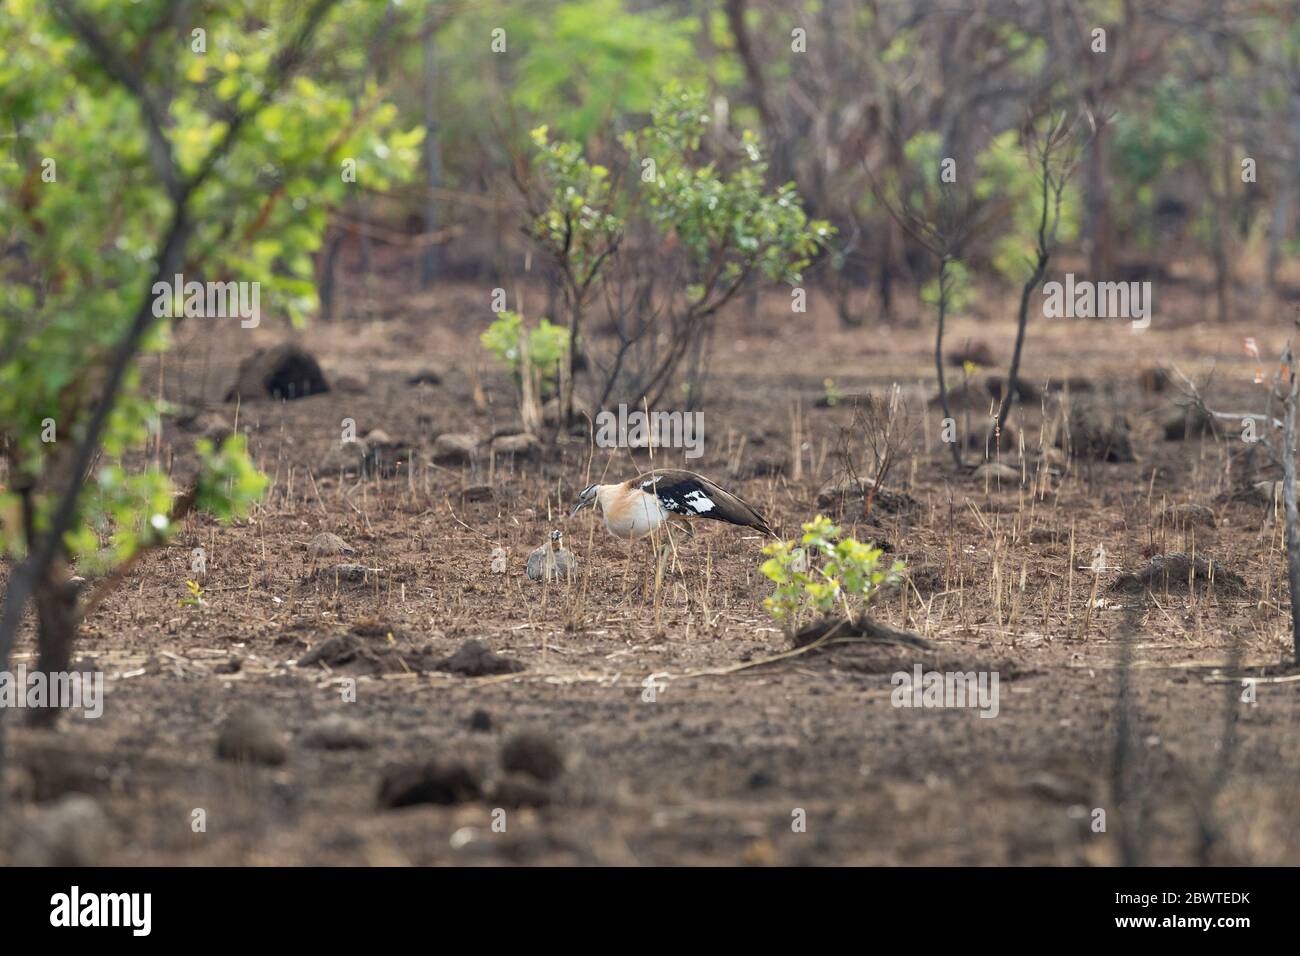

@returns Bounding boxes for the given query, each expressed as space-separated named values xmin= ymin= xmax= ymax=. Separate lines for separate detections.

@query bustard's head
xmin=569 ymin=483 xmax=598 ymax=517
xmin=550 ymin=528 xmax=563 ymax=546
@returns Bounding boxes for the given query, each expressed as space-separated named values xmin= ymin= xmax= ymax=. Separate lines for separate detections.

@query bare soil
xmin=4 ymin=274 xmax=1299 ymax=866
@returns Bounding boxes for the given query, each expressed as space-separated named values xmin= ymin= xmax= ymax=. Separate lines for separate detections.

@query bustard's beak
xmin=569 ymin=498 xmax=590 ymax=518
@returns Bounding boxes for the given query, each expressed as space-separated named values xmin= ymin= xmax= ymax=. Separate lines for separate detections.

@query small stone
xmin=14 ymin=794 xmax=112 ymax=867
xmin=320 ymin=440 xmax=369 ymax=477
xmin=303 ymin=713 xmax=372 ymax=750
xmin=432 ymin=433 xmax=479 ymax=465
xmin=216 ymin=706 xmax=288 ymax=766
xmin=491 ymin=433 xmax=541 ymax=460
xmin=469 ymin=709 xmax=493 ymax=732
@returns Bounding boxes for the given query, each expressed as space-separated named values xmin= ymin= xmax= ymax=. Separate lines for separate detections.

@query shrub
xmin=761 ymin=516 xmax=903 ymax=635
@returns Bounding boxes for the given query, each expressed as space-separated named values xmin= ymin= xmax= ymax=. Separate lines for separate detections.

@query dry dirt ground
xmin=3 ymin=271 xmax=1300 ymax=866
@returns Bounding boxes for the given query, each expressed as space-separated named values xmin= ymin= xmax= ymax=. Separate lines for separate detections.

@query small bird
xmin=569 ymin=470 xmax=775 ymax=540
xmin=527 ymin=529 xmax=578 ymax=582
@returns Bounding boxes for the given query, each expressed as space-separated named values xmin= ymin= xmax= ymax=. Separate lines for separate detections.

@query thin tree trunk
xmin=1212 ymin=139 xmax=1232 ymax=323
xmin=420 ymin=14 xmax=441 ymax=287
xmin=1085 ymin=124 xmax=1112 ymax=281
xmin=1282 ymin=342 xmax=1300 ymax=665
xmin=992 ymin=250 xmax=1048 ymax=455
xmin=934 ymin=256 xmax=962 ymax=469
xmin=29 ymin=558 xmax=78 ymax=729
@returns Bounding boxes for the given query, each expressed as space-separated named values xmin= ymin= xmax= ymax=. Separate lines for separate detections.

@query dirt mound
xmin=1161 ymin=503 xmax=1217 ymax=529
xmin=792 ymin=616 xmax=934 ymax=651
xmin=225 ymin=343 xmax=329 ymax=402
xmin=377 ymin=759 xmax=482 ymax=808
xmin=816 ymin=474 xmax=917 ymax=517
xmin=297 ymin=628 xmax=439 ymax=675
xmin=216 ymin=706 xmax=289 ymax=766
xmin=1163 ymin=404 xmax=1220 ymax=441
xmin=947 ymin=339 xmax=997 ymax=367
xmin=1060 ymin=400 xmax=1134 ymax=462
xmin=435 ymin=639 xmax=524 ymax=677
xmin=1110 ymin=553 xmax=1247 ymax=595
xmin=500 ymin=732 xmax=565 ymax=782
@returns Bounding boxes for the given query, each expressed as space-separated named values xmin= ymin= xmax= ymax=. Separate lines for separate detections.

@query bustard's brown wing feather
xmin=635 ymin=470 xmax=775 ymax=536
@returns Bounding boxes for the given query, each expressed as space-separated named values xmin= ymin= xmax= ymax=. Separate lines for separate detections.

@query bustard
xmin=569 ymin=470 xmax=776 ymax=540
xmin=527 ymin=529 xmax=577 ymax=582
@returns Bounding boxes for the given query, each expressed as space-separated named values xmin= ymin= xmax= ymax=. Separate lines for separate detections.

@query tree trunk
xmin=1085 ymin=124 xmax=1112 ymax=281
xmin=28 ymin=558 xmax=79 ymax=728
xmin=1283 ymin=344 xmax=1300 ymax=666
xmin=934 ymin=256 xmax=963 ymax=469
xmin=420 ymin=14 xmax=441 ymax=287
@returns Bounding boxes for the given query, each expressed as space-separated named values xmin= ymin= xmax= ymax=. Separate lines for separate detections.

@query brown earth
xmin=3 ymin=274 xmax=1299 ymax=866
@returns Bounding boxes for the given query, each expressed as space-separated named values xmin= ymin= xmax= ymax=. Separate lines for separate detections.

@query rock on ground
xmin=216 ymin=706 xmax=289 ymax=766
xmin=492 ymin=433 xmax=541 ymax=460
xmin=432 ymin=433 xmax=479 ymax=465
xmin=302 ymin=713 xmax=373 ymax=750
xmin=14 ymin=794 xmax=113 ymax=866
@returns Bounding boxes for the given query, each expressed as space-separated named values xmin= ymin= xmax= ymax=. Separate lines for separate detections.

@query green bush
xmin=761 ymin=516 xmax=903 ymax=635
xmin=480 ymin=311 xmax=571 ymax=392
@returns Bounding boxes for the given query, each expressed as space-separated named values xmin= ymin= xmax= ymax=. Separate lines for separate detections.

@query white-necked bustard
xmin=569 ymin=470 xmax=776 ymax=541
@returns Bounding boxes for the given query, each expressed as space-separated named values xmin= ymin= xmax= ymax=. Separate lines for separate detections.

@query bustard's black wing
xmin=636 ymin=470 xmax=775 ymax=536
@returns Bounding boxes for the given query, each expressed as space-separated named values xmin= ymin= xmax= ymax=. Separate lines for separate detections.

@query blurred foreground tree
xmin=0 ymin=0 xmax=421 ymax=743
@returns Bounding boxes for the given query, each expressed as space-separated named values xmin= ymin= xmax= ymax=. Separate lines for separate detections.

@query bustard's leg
xmin=613 ymin=539 xmax=640 ymax=606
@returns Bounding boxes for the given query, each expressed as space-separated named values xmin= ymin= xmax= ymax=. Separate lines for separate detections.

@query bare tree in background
xmin=990 ymin=109 xmax=1093 ymax=454
xmin=867 ymin=150 xmax=999 ymax=469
